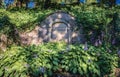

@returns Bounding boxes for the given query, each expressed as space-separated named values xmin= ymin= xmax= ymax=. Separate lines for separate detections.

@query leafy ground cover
xmin=0 ymin=42 xmax=119 ymax=77
xmin=0 ymin=4 xmax=120 ymax=77
xmin=0 ymin=8 xmax=53 ymax=31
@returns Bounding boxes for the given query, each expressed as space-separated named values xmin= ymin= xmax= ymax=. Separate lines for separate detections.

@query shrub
xmin=0 ymin=43 xmax=118 ymax=77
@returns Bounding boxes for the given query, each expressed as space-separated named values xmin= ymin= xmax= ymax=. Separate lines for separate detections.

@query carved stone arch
xmin=19 ymin=11 xmax=84 ymax=45
xmin=49 ymin=20 xmax=72 ymax=43
xmin=37 ymin=11 xmax=83 ymax=44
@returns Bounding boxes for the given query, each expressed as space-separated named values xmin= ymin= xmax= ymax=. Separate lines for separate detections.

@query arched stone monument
xmin=20 ymin=11 xmax=84 ymax=45
xmin=38 ymin=11 xmax=81 ymax=44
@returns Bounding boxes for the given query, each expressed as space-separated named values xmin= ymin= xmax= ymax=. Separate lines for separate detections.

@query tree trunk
xmin=0 ymin=0 xmax=2 ymax=7
xmin=25 ymin=0 xmax=29 ymax=9
xmin=44 ymin=0 xmax=51 ymax=9
xmin=20 ymin=0 xmax=23 ymax=7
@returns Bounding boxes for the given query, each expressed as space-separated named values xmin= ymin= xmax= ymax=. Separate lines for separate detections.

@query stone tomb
xmin=20 ymin=11 xmax=83 ymax=45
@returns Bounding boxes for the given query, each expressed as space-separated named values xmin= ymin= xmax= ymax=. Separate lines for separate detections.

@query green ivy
xmin=0 ymin=43 xmax=118 ymax=77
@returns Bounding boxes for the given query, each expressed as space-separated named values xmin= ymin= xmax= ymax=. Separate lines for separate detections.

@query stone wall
xmin=0 ymin=34 xmax=7 ymax=51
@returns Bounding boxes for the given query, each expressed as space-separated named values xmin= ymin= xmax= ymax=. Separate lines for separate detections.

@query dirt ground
xmin=115 ymin=68 xmax=120 ymax=77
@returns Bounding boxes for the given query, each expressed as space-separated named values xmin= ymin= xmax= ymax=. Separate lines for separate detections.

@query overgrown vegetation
xmin=0 ymin=5 xmax=120 ymax=47
xmin=0 ymin=9 xmax=53 ymax=31
xmin=0 ymin=2 xmax=120 ymax=77
xmin=0 ymin=42 xmax=119 ymax=77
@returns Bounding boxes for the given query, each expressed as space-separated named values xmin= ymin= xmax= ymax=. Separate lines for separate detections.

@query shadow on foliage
xmin=0 ymin=15 xmax=20 ymax=45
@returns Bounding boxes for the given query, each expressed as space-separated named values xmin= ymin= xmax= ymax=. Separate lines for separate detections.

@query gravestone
xmin=20 ymin=11 xmax=84 ymax=45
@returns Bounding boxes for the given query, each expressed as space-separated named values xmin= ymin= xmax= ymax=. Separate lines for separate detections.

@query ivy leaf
xmin=53 ymin=57 xmax=58 ymax=61
xmin=94 ymin=68 xmax=100 ymax=76
xmin=61 ymin=65 xmax=66 ymax=68
xmin=53 ymin=61 xmax=58 ymax=65
xmin=82 ymin=63 xmax=87 ymax=73
xmin=0 ymin=69 xmax=3 ymax=77
xmin=65 ymin=66 xmax=69 ymax=71
xmin=53 ymin=66 xmax=59 ymax=71
xmin=47 ymin=70 xmax=52 ymax=76
xmin=73 ymin=68 xmax=77 ymax=74
xmin=46 ymin=64 xmax=51 ymax=69
xmin=78 ymin=67 xmax=83 ymax=75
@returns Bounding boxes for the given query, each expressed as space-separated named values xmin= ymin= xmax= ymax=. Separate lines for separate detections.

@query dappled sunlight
xmin=51 ymin=22 xmax=68 ymax=42
xmin=0 ymin=1 xmax=120 ymax=76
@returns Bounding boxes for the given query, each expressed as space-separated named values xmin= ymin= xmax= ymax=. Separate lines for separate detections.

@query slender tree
xmin=0 ymin=0 xmax=2 ymax=6
xmin=44 ymin=0 xmax=51 ymax=9
xmin=19 ymin=0 xmax=23 ymax=7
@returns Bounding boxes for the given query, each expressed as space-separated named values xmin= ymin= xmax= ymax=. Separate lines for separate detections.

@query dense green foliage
xmin=0 ymin=9 xmax=53 ymax=31
xmin=0 ymin=6 xmax=119 ymax=55
xmin=0 ymin=42 xmax=119 ymax=77
xmin=1 ymin=5 xmax=120 ymax=47
xmin=0 ymin=9 xmax=53 ymax=44
xmin=0 ymin=3 xmax=120 ymax=77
